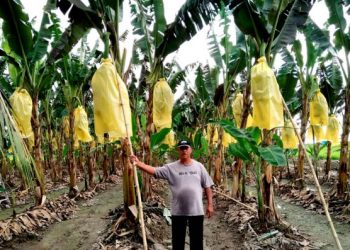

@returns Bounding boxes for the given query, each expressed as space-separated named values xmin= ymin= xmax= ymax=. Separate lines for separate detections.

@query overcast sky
xmin=23 ymin=0 xmax=329 ymax=69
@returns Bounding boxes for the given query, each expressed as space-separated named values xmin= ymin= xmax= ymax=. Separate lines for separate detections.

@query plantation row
xmin=0 ymin=0 xmax=349 ymax=248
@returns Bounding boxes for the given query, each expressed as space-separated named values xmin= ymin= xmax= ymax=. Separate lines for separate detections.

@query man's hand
xmin=130 ymin=155 xmax=139 ymax=165
xmin=129 ymin=155 xmax=156 ymax=175
xmin=206 ymin=203 xmax=214 ymax=218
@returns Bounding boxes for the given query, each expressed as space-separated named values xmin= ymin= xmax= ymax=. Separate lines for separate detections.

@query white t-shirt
xmin=154 ymin=159 xmax=214 ymax=216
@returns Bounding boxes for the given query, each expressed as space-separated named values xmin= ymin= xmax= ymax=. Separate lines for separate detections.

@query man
xmin=130 ymin=140 xmax=214 ymax=250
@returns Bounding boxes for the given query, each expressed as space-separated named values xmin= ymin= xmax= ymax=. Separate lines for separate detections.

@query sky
xmin=22 ymin=0 xmax=330 ymax=69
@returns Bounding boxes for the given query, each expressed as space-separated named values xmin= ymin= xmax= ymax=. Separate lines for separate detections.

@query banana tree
xmin=56 ymin=51 xmax=97 ymax=197
xmin=206 ymin=6 xmax=247 ymax=185
xmin=319 ymin=56 xmax=343 ymax=179
xmin=219 ymin=120 xmax=286 ymax=224
xmin=229 ymin=0 xmax=314 ymax=223
xmin=324 ymin=0 xmax=350 ymax=197
xmin=0 ymin=0 xmax=59 ymax=204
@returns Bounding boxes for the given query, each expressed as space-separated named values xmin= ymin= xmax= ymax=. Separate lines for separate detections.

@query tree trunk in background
xmin=142 ymin=90 xmax=153 ymax=201
xmin=102 ymin=135 xmax=109 ymax=181
xmin=213 ymin=128 xmax=223 ymax=185
xmin=207 ymin=127 xmax=215 ymax=176
xmin=68 ymin=109 xmax=78 ymax=197
xmin=121 ymin=138 xmax=136 ymax=221
xmin=325 ymin=141 xmax=332 ymax=180
xmin=58 ymin=128 xmax=64 ymax=180
xmin=338 ymin=91 xmax=350 ymax=197
xmin=88 ymin=142 xmax=96 ymax=189
xmin=111 ymin=146 xmax=118 ymax=175
xmin=31 ymin=94 xmax=45 ymax=205
xmin=297 ymin=92 xmax=309 ymax=189
xmin=232 ymin=83 xmax=251 ymax=199
xmin=261 ymin=130 xmax=279 ymax=225
xmin=47 ymin=124 xmax=57 ymax=182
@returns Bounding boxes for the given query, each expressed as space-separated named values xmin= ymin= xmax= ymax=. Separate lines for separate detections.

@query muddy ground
xmin=1 ymin=161 xmax=350 ymax=249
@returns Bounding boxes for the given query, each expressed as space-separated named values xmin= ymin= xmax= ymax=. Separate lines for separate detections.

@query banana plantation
xmin=0 ymin=0 xmax=350 ymax=249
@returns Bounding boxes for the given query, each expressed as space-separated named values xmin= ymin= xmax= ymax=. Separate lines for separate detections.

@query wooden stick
xmin=213 ymin=189 xmax=257 ymax=213
xmin=116 ymin=76 xmax=148 ymax=250
xmin=281 ymin=97 xmax=343 ymax=250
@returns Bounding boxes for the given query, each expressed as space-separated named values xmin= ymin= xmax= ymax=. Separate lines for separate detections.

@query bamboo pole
xmin=213 ymin=189 xmax=257 ymax=213
xmin=281 ymin=97 xmax=342 ymax=250
xmin=116 ymin=77 xmax=148 ymax=250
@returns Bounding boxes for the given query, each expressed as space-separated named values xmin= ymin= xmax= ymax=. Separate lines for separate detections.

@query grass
xmin=312 ymin=144 xmax=343 ymax=160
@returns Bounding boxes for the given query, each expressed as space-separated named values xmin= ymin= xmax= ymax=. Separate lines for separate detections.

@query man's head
xmin=177 ymin=140 xmax=192 ymax=162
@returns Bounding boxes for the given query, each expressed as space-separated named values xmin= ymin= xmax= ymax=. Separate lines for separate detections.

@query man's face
xmin=178 ymin=146 xmax=192 ymax=160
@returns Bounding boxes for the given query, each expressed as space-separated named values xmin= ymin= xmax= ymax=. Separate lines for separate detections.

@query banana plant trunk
xmin=325 ymin=141 xmax=332 ymax=180
xmin=207 ymin=127 xmax=215 ymax=176
xmin=121 ymin=138 xmax=136 ymax=220
xmin=58 ymin=128 xmax=64 ymax=180
xmin=338 ymin=90 xmax=350 ymax=197
xmin=261 ymin=130 xmax=279 ymax=224
xmin=31 ymin=94 xmax=45 ymax=205
xmin=102 ymin=136 xmax=109 ymax=181
xmin=297 ymin=92 xmax=309 ymax=188
xmin=213 ymin=128 xmax=223 ymax=185
xmin=142 ymin=90 xmax=153 ymax=201
xmin=232 ymin=85 xmax=251 ymax=199
xmin=87 ymin=142 xmax=96 ymax=189
xmin=47 ymin=124 xmax=57 ymax=182
xmin=68 ymin=109 xmax=78 ymax=197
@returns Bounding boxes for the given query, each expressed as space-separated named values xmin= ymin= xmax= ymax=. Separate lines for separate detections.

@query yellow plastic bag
xmin=232 ymin=92 xmax=243 ymax=127
xmin=206 ymin=125 xmax=218 ymax=143
xmin=163 ymin=130 xmax=176 ymax=146
xmin=310 ymin=89 xmax=328 ymax=126
xmin=246 ymin=114 xmax=254 ymax=128
xmin=222 ymin=131 xmax=236 ymax=148
xmin=308 ymin=125 xmax=325 ymax=143
xmin=153 ymin=78 xmax=174 ymax=131
xmin=281 ymin=120 xmax=299 ymax=149
xmin=91 ymin=58 xmax=132 ymax=142
xmin=326 ymin=115 xmax=340 ymax=144
xmin=251 ymin=57 xmax=283 ymax=130
xmin=74 ymin=106 xmax=92 ymax=143
xmin=9 ymin=88 xmax=33 ymax=138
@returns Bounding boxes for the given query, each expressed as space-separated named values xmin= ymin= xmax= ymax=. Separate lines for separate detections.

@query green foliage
xmin=257 ymin=145 xmax=287 ymax=166
xmin=150 ymin=128 xmax=171 ymax=149
xmin=156 ymin=0 xmax=233 ymax=59
xmin=218 ymin=120 xmax=286 ymax=166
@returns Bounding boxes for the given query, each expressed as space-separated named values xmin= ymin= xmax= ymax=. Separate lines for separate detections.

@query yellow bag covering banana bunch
xmin=206 ymin=125 xmax=218 ymax=143
xmin=163 ymin=130 xmax=176 ymax=146
xmin=153 ymin=78 xmax=174 ymax=146
xmin=153 ymin=78 xmax=174 ymax=130
xmin=310 ymin=89 xmax=328 ymax=126
xmin=9 ymin=88 xmax=33 ymax=138
xmin=91 ymin=58 xmax=132 ymax=142
xmin=326 ymin=115 xmax=340 ymax=144
xmin=281 ymin=120 xmax=299 ymax=149
xmin=63 ymin=116 xmax=70 ymax=138
xmin=307 ymin=125 xmax=325 ymax=143
xmin=251 ymin=57 xmax=283 ymax=130
xmin=74 ymin=106 xmax=92 ymax=143
xmin=246 ymin=114 xmax=254 ymax=128
xmin=232 ymin=92 xmax=243 ymax=127
xmin=222 ymin=131 xmax=236 ymax=148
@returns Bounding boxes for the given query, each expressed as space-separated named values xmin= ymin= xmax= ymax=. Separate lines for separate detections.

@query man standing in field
xmin=130 ymin=140 xmax=214 ymax=250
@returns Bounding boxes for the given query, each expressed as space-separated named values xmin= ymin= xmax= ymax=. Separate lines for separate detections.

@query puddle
xmin=276 ymin=197 xmax=350 ymax=249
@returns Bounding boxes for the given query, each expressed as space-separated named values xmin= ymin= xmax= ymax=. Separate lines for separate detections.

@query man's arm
xmin=130 ymin=155 xmax=156 ymax=175
xmin=205 ymin=187 xmax=214 ymax=218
